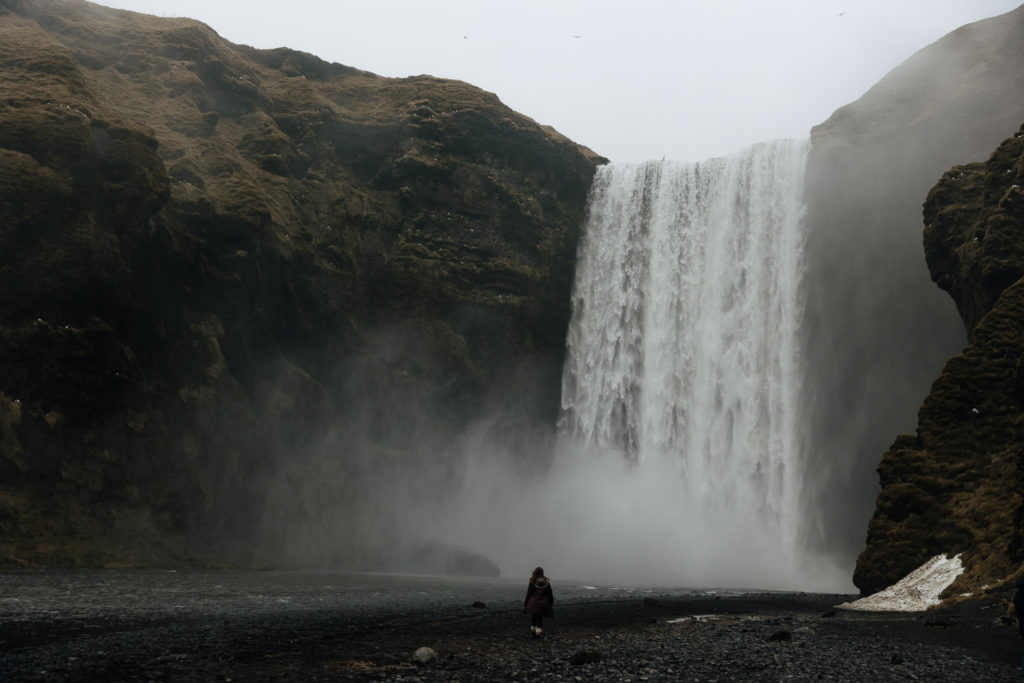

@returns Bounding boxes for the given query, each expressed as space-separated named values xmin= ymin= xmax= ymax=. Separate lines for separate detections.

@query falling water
xmin=558 ymin=140 xmax=817 ymax=584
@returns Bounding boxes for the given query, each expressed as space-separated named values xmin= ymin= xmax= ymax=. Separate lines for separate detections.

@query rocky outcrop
xmin=0 ymin=0 xmax=603 ymax=568
xmin=801 ymin=5 xmax=1024 ymax=577
xmin=854 ymin=125 xmax=1024 ymax=595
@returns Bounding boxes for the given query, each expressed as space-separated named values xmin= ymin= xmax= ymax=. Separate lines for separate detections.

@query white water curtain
xmin=560 ymin=140 xmax=810 ymax=572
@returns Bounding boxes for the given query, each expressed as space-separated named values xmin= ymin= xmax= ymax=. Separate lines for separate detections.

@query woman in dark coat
xmin=524 ymin=566 xmax=554 ymax=638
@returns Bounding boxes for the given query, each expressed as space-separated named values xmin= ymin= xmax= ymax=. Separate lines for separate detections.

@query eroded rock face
xmin=0 ymin=0 xmax=603 ymax=568
xmin=854 ymin=126 xmax=1024 ymax=595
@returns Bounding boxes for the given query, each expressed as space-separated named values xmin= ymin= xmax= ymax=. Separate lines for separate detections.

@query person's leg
xmin=535 ymin=615 xmax=544 ymax=636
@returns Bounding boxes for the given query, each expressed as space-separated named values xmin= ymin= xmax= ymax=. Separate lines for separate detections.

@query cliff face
xmin=854 ymin=126 xmax=1024 ymax=595
xmin=0 ymin=0 xmax=603 ymax=568
xmin=801 ymin=5 xmax=1024 ymax=577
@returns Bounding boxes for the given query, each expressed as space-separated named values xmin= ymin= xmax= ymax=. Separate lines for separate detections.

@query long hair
xmin=530 ymin=566 xmax=545 ymax=583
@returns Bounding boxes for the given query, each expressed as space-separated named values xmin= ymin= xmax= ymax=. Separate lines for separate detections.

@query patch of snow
xmin=666 ymin=614 xmax=764 ymax=624
xmin=837 ymin=553 xmax=963 ymax=612
xmin=667 ymin=614 xmax=721 ymax=623
xmin=667 ymin=614 xmax=718 ymax=623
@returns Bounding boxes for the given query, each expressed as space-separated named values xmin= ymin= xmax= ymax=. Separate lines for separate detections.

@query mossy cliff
xmin=854 ymin=126 xmax=1024 ymax=596
xmin=0 ymin=0 xmax=604 ymax=568
xmin=801 ymin=5 xmax=1024 ymax=580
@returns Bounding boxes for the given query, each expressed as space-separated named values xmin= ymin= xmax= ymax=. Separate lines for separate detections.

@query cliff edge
xmin=802 ymin=3 xmax=1024 ymax=579
xmin=0 ymin=0 xmax=604 ymax=568
xmin=854 ymin=125 xmax=1024 ymax=596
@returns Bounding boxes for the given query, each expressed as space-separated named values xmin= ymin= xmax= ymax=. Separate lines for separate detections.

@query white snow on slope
xmin=838 ymin=554 xmax=964 ymax=612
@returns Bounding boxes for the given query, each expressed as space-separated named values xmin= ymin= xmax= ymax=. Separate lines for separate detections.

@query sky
xmin=94 ymin=1 xmax=1023 ymax=162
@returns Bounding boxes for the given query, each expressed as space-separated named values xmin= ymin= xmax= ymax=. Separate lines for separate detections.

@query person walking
xmin=524 ymin=566 xmax=554 ymax=638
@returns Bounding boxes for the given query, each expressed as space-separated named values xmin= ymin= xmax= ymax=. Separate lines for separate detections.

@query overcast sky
xmin=96 ymin=1 xmax=1022 ymax=163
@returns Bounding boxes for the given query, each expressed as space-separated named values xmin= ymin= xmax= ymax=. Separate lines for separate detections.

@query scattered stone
xmin=821 ymin=609 xmax=837 ymax=618
xmin=891 ymin=652 xmax=905 ymax=664
xmin=772 ymin=653 xmax=783 ymax=666
xmin=471 ymin=601 xmax=487 ymax=609
xmin=642 ymin=597 xmax=664 ymax=608
xmin=413 ymin=647 xmax=437 ymax=665
xmin=767 ymin=630 xmax=792 ymax=642
xmin=569 ymin=650 xmax=603 ymax=666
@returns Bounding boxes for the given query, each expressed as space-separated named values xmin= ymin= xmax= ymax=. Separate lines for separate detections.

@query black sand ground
xmin=2 ymin=580 xmax=1022 ymax=682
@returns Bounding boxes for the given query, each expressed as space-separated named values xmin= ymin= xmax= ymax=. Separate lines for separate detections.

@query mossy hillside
xmin=800 ymin=5 xmax=1024 ymax=575
xmin=854 ymin=125 xmax=1024 ymax=595
xmin=0 ymin=0 xmax=603 ymax=568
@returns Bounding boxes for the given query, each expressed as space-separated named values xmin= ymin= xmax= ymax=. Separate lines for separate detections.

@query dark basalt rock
xmin=0 ymin=0 xmax=604 ymax=568
xmin=400 ymin=539 xmax=501 ymax=578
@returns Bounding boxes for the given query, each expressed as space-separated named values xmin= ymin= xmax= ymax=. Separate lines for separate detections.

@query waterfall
xmin=558 ymin=140 xmax=821 ymax=585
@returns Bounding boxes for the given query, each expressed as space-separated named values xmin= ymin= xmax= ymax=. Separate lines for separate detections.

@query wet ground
xmin=1 ymin=570 xmax=1021 ymax=681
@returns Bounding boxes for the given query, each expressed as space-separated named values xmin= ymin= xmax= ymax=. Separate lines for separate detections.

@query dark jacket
xmin=524 ymin=577 xmax=554 ymax=618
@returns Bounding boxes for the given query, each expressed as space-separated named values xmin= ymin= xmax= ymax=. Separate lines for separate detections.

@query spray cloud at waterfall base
xmin=431 ymin=441 xmax=852 ymax=591
xmin=263 ymin=141 xmax=855 ymax=592
xmin=420 ymin=140 xmax=856 ymax=592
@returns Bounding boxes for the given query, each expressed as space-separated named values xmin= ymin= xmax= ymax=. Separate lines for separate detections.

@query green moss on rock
xmin=0 ymin=0 xmax=604 ymax=568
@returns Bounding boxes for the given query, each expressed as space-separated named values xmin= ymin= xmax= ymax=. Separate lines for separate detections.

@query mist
xmin=431 ymin=440 xmax=851 ymax=591
xmin=253 ymin=410 xmax=852 ymax=591
xmin=247 ymin=140 xmax=857 ymax=593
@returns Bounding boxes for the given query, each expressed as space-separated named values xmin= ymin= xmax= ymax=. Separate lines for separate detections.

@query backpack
xmin=532 ymin=578 xmax=549 ymax=602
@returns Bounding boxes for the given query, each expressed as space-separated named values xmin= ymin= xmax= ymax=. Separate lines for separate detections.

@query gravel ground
xmin=1 ymin=571 xmax=1021 ymax=681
